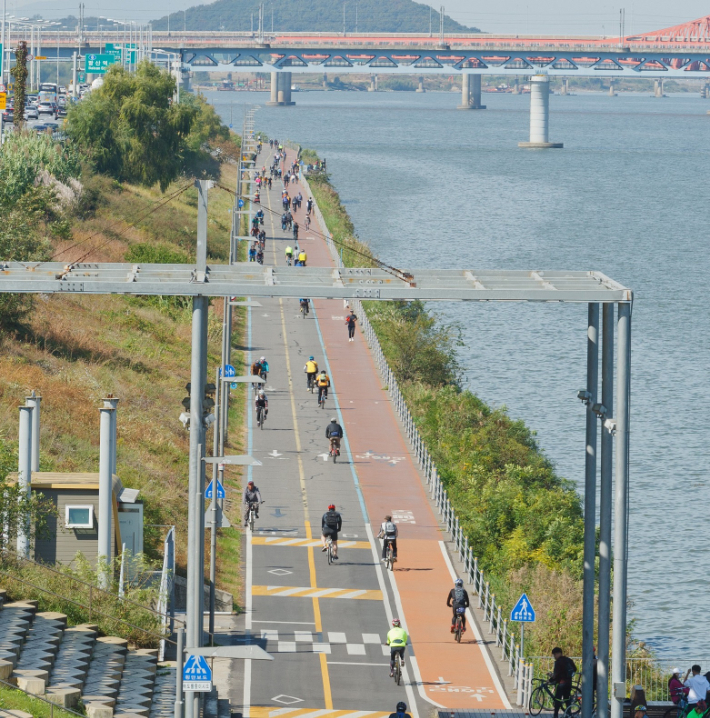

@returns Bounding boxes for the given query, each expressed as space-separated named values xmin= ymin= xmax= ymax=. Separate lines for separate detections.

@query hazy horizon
xmin=8 ymin=0 xmax=709 ymax=37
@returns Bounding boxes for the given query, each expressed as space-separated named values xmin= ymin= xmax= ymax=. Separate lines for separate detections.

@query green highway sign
xmin=105 ymin=43 xmax=137 ymax=63
xmin=86 ymin=54 xmax=117 ymax=74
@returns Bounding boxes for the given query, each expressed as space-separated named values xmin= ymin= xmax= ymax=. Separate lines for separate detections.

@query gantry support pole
xmin=597 ymin=302 xmax=614 ymax=718
xmin=610 ymin=301 xmax=632 ymax=718
xmin=581 ymin=304 xmax=599 ymax=718
xmin=16 ymin=406 xmax=33 ymax=558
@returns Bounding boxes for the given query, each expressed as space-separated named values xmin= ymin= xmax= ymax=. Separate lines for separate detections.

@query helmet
xmin=247 ymin=481 xmax=254 ymax=487
xmin=392 ymin=618 xmax=401 ymax=627
xmin=455 ymin=578 xmax=463 ymax=587
xmin=331 ymin=418 xmax=337 ymax=423
xmin=328 ymin=504 xmax=336 ymax=510
xmin=396 ymin=703 xmax=407 ymax=713
xmin=320 ymin=370 xmax=326 ymax=374
xmin=258 ymin=390 xmax=265 ymax=397
xmin=309 ymin=356 xmax=314 ymax=360
xmin=259 ymin=356 xmax=265 ymax=362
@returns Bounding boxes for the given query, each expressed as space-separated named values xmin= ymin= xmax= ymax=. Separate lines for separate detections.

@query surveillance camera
xmin=203 ymin=413 xmax=216 ymax=429
xmin=603 ymin=418 xmax=617 ymax=436
xmin=592 ymin=403 xmax=607 ymax=418
xmin=577 ymin=390 xmax=591 ymax=405
xmin=179 ymin=411 xmax=190 ymax=429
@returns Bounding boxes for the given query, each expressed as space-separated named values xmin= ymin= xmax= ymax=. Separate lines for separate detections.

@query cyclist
xmin=377 ymin=514 xmax=398 ymax=563
xmin=256 ymin=246 xmax=264 ymax=265
xmin=281 ymin=213 xmax=289 ymax=231
xmin=300 ymin=298 xmax=310 ymax=316
xmin=251 ymin=358 xmax=263 ymax=391
xmin=255 ymin=389 xmax=268 ymax=422
xmin=304 ymin=356 xmax=318 ymax=390
xmin=446 ymin=578 xmax=470 ymax=634
xmin=293 ymin=222 xmax=299 ymax=242
xmin=243 ymin=480 xmax=263 ymax=525
xmin=321 ymin=503 xmax=341 ymax=560
xmin=550 ymin=647 xmax=577 ymax=718
xmin=285 ymin=245 xmax=294 ymax=264
xmin=345 ymin=310 xmax=358 ymax=342
xmin=248 ymin=242 xmax=257 ymax=262
xmin=325 ymin=417 xmax=343 ymax=455
xmin=256 ymin=208 xmax=264 ymax=225
xmin=316 ymin=370 xmax=330 ymax=405
xmin=297 ymin=249 xmax=307 ymax=267
xmin=388 ymin=702 xmax=411 ymax=718
xmin=259 ymin=356 xmax=269 ymax=381
xmin=304 ymin=214 xmax=311 ymax=231
xmin=386 ymin=619 xmax=407 ymax=677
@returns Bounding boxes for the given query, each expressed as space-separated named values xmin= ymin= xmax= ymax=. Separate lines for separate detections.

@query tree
xmin=66 ymin=62 xmax=199 ymax=190
xmin=10 ymin=41 xmax=29 ymax=128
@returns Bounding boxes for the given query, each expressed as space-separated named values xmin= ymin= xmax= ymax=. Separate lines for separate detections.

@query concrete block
xmin=16 ymin=675 xmax=46 ymax=694
xmin=0 ymin=710 xmax=33 ymax=718
xmin=0 ymin=660 xmax=13 ymax=679
xmin=46 ymin=686 xmax=82 ymax=708
xmin=132 ymin=648 xmax=159 ymax=658
xmin=86 ymin=702 xmax=115 ymax=718
xmin=97 ymin=636 xmax=128 ymax=647
xmin=83 ymin=695 xmax=117 ymax=706
xmin=36 ymin=611 xmax=68 ymax=625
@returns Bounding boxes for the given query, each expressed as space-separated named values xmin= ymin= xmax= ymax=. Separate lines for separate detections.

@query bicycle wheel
xmin=327 ymin=542 xmax=333 ymax=565
xmin=249 ymin=511 xmax=255 ymax=532
xmin=387 ymin=546 xmax=394 ymax=572
xmin=564 ymin=691 xmax=582 ymax=718
xmin=394 ymin=655 xmax=401 ymax=685
xmin=529 ymin=685 xmax=550 ymax=716
xmin=332 ymin=449 xmax=337 ymax=464
xmin=455 ymin=617 xmax=462 ymax=643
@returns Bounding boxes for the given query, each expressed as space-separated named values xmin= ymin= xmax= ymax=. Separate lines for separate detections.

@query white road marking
xmin=327 ymin=632 xmax=347 ymax=644
xmin=294 ymin=631 xmax=313 ymax=642
xmin=317 ymin=453 xmax=330 ymax=461
xmin=260 ymin=629 xmax=279 ymax=640
xmin=346 ymin=644 xmax=366 ymax=656
xmin=312 ymin=643 xmax=331 ymax=654
xmin=278 ymin=642 xmax=297 ymax=653
xmin=362 ymin=633 xmax=381 ymax=644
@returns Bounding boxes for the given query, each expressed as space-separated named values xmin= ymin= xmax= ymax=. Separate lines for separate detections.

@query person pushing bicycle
xmin=387 ymin=619 xmax=407 ymax=677
xmin=550 ymin=647 xmax=577 ymax=718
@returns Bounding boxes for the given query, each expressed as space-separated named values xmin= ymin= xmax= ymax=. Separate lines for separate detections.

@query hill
xmin=151 ymin=0 xmax=480 ymax=33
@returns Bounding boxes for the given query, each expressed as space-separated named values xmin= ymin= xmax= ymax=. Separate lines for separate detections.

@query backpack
xmin=566 ymin=657 xmax=577 ymax=679
xmin=384 ymin=521 xmax=396 ymax=536
xmin=325 ymin=511 xmax=339 ymax=529
xmin=328 ymin=425 xmax=341 ymax=437
xmin=454 ymin=586 xmax=465 ymax=604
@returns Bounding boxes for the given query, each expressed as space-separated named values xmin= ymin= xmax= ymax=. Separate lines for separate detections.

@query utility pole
xmin=343 ymin=1 xmax=346 ymax=36
xmin=429 ymin=5 xmax=432 ymax=36
xmin=439 ymin=5 xmax=445 ymax=44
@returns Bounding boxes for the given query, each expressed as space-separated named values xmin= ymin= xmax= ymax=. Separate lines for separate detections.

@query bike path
xmin=279 ymin=150 xmax=512 ymax=711
xmin=231 ymin=153 xmax=417 ymax=717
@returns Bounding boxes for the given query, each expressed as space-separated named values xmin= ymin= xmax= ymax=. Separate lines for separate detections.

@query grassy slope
xmin=0 ymin=161 xmax=245 ymax=604
xmin=0 ymin=684 xmax=78 ymax=717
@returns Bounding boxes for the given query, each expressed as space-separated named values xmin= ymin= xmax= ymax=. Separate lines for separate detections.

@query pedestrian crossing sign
xmin=510 ymin=592 xmax=536 ymax=622
xmin=183 ymin=654 xmax=212 ymax=692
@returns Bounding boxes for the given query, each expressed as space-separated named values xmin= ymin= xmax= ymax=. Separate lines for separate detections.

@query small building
xmin=11 ymin=472 xmax=143 ymax=569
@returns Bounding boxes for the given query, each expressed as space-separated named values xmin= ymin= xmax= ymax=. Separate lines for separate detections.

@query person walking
xmin=345 ymin=310 xmax=358 ymax=342
xmin=550 ymin=647 xmax=577 ymax=718
xmin=685 ymin=666 xmax=710 ymax=711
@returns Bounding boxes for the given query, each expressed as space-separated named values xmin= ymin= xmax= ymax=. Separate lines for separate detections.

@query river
xmin=208 ymin=87 xmax=710 ymax=658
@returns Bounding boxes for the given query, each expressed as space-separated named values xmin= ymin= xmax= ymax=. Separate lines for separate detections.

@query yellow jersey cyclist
xmin=304 ymin=356 xmax=318 ymax=391
xmin=316 ymin=370 xmax=330 ymax=405
xmin=386 ymin=618 xmax=408 ymax=677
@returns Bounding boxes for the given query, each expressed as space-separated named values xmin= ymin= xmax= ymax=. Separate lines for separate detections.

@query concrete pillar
xmin=519 ymin=74 xmax=563 ymax=148
xmin=560 ymin=78 xmax=568 ymax=95
xmin=25 ymin=392 xmax=41 ymax=473
xmin=98 ymin=406 xmax=115 ymax=588
xmin=416 ymin=76 xmax=425 ymax=92
xmin=512 ymin=77 xmax=520 ymax=95
xmin=16 ymin=406 xmax=33 ymax=558
xmin=368 ymin=74 xmax=376 ymax=91
xmin=609 ymin=80 xmax=617 ymax=97
xmin=654 ymin=79 xmax=663 ymax=97
xmin=322 ymin=72 xmax=328 ymax=89
xmin=282 ymin=72 xmax=293 ymax=104
xmin=458 ymin=74 xmax=486 ymax=109
xmin=267 ymin=71 xmax=279 ymax=104
xmin=103 ymin=397 xmax=119 ymax=478
xmin=458 ymin=73 xmax=469 ymax=107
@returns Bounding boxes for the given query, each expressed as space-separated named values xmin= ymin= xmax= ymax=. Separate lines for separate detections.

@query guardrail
xmin=299 ymin=163 xmax=530 ymax=701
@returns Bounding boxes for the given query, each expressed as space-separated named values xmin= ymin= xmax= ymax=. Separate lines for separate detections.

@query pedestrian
xmin=345 ymin=310 xmax=357 ymax=342
xmin=550 ymin=647 xmax=577 ymax=718
xmin=670 ymin=668 xmax=690 ymax=704
xmin=685 ymin=666 xmax=710 ymax=710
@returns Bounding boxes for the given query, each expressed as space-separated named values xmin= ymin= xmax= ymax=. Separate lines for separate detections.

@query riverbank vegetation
xmin=0 ymin=62 xmax=246 ymax=629
xmin=303 ymin=149 xmax=586 ymax=657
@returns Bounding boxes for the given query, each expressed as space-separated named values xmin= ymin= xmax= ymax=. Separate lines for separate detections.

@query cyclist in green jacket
xmin=386 ymin=618 xmax=408 ymax=678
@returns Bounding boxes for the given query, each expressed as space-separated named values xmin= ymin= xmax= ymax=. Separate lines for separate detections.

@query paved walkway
xmin=223 ymin=148 xmax=511 ymax=717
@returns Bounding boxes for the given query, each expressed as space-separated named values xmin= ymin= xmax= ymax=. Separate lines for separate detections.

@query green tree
xmin=10 ymin=41 xmax=29 ymax=128
xmin=66 ymin=62 xmax=198 ymax=190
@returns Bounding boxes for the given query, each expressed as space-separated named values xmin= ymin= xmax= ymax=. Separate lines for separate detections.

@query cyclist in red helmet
xmin=321 ymin=503 xmax=342 ymax=560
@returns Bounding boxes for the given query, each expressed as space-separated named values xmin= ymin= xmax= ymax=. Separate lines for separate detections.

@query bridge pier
xmin=609 ymin=79 xmax=617 ymax=97
xmin=368 ymin=74 xmax=378 ymax=92
xmin=512 ymin=77 xmax=520 ymax=95
xmin=267 ymin=71 xmax=295 ymax=106
xmin=323 ymin=73 xmax=328 ymax=89
xmin=518 ymin=74 xmax=563 ymax=148
xmin=561 ymin=78 xmax=569 ymax=95
xmin=458 ymin=74 xmax=486 ymax=109
xmin=416 ymin=76 xmax=425 ymax=92
xmin=654 ymin=78 xmax=665 ymax=97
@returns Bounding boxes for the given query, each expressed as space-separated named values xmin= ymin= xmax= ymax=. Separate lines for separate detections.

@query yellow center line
xmin=279 ymin=291 xmax=333 ymax=710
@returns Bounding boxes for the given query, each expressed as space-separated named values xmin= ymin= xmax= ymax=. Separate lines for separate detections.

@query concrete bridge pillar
xmin=269 ymin=71 xmax=279 ymax=104
xmin=519 ymin=74 xmax=563 ymax=149
xmin=323 ymin=73 xmax=328 ymax=89
xmin=458 ymin=73 xmax=486 ymax=109
xmin=609 ymin=79 xmax=617 ymax=97
xmin=416 ymin=76 xmax=425 ymax=92
xmin=512 ymin=77 xmax=520 ymax=95
xmin=654 ymin=79 xmax=664 ymax=97
xmin=368 ymin=74 xmax=378 ymax=91
xmin=560 ymin=78 xmax=568 ymax=95
xmin=267 ymin=71 xmax=295 ymax=106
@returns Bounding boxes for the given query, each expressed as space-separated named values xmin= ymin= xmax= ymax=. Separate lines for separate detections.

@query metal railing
xmin=0 ymin=677 xmax=85 ymax=717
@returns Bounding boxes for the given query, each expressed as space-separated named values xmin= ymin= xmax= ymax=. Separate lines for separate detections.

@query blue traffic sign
xmin=205 ymin=480 xmax=226 ymax=500
xmin=238 ymin=199 xmax=244 ymax=208
xmin=224 ymin=364 xmax=236 ymax=378
xmin=183 ymin=654 xmax=212 ymax=682
xmin=510 ymin=592 xmax=536 ymax=622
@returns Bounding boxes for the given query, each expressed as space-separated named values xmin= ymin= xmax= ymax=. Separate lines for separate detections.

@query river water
xmin=208 ymin=88 xmax=710 ymax=658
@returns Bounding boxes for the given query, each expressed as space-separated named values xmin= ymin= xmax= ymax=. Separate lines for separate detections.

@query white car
xmin=24 ymin=106 xmax=39 ymax=120
xmin=37 ymin=101 xmax=54 ymax=115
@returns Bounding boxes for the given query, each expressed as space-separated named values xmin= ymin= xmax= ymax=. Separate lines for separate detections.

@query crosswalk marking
xmin=346 ymin=645 xmax=366 ymax=656
xmin=253 ymin=586 xmax=383 ymax=601
xmin=252 ymin=537 xmax=370 ymax=549
xmin=362 ymin=634 xmax=380 ymax=644
xmin=327 ymin=632 xmax=347 ymax=644
xmin=251 ymin=709 xmax=391 ymax=718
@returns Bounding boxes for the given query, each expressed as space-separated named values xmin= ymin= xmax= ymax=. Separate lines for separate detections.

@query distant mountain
xmin=151 ymin=0 xmax=480 ymax=34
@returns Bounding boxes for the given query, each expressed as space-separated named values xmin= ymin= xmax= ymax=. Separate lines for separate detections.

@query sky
xmin=10 ymin=0 xmax=710 ymax=36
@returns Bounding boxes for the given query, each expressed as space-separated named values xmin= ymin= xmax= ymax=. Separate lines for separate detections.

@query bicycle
xmin=318 ymin=387 xmax=327 ymax=410
xmin=392 ymin=651 xmax=402 ymax=686
xmin=530 ymin=678 xmax=580 ymax=717
xmin=384 ymin=539 xmax=395 ymax=572
xmin=246 ymin=502 xmax=259 ymax=532
xmin=453 ymin=609 xmax=465 ymax=643
xmin=256 ymin=405 xmax=266 ymax=429
xmin=325 ymin=536 xmax=334 ymax=565
xmin=562 ymin=687 xmax=587 ymax=718
xmin=663 ymin=695 xmax=689 ymax=718
xmin=307 ymin=374 xmax=316 ymax=393
xmin=300 ymin=302 xmax=309 ymax=319
xmin=329 ymin=438 xmax=340 ymax=463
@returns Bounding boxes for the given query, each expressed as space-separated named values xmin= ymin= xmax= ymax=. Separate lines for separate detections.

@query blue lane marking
xmin=310 ymin=302 xmax=371 ymax=524
xmin=247 ymin=299 xmax=253 ymax=483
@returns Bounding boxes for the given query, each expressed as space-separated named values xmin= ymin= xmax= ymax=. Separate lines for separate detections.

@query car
xmin=57 ymin=106 xmax=67 ymax=118
xmin=37 ymin=101 xmax=54 ymax=115
xmin=2 ymin=107 xmax=14 ymax=123
xmin=33 ymin=124 xmax=48 ymax=133
xmin=24 ymin=106 xmax=39 ymax=120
